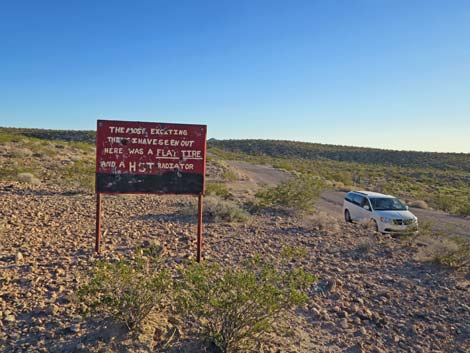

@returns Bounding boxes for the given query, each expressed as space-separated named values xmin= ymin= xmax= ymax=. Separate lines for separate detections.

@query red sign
xmin=95 ymin=120 xmax=207 ymax=194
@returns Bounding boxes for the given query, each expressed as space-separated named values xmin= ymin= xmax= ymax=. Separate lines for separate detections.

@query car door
xmin=360 ymin=197 xmax=373 ymax=221
xmin=351 ymin=194 xmax=365 ymax=221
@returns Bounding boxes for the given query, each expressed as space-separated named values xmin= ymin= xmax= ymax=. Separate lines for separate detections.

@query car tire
xmin=344 ymin=210 xmax=352 ymax=223
xmin=371 ymin=219 xmax=379 ymax=232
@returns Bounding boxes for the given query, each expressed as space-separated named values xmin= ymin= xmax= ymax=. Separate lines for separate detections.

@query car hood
xmin=374 ymin=210 xmax=417 ymax=220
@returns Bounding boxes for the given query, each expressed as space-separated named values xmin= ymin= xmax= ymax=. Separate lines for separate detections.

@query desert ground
xmin=1 ymin=160 xmax=469 ymax=353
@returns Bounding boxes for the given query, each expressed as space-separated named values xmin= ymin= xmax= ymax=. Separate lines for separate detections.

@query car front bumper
xmin=382 ymin=224 xmax=418 ymax=233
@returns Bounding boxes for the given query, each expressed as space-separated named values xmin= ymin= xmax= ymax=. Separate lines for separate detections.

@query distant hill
xmin=0 ymin=127 xmax=96 ymax=144
xmin=208 ymin=139 xmax=470 ymax=173
xmin=2 ymin=128 xmax=469 ymax=172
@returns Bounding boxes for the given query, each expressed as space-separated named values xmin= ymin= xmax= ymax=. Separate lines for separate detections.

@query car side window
xmin=353 ymin=194 xmax=364 ymax=206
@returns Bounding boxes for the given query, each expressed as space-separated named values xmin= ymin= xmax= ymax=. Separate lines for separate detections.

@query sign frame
xmin=94 ymin=119 xmax=207 ymax=261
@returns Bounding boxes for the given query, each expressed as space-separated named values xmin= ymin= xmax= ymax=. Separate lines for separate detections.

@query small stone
xmin=4 ymin=314 xmax=16 ymax=322
xmin=339 ymin=318 xmax=348 ymax=329
xmin=15 ymin=251 xmax=24 ymax=263
xmin=46 ymin=305 xmax=59 ymax=316
xmin=327 ymin=279 xmax=337 ymax=293
xmin=70 ymin=324 xmax=81 ymax=333
xmin=311 ymin=308 xmax=321 ymax=317
xmin=355 ymin=297 xmax=364 ymax=305
xmin=76 ymin=343 xmax=86 ymax=350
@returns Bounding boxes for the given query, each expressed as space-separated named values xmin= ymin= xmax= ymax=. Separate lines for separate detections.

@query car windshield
xmin=370 ymin=197 xmax=407 ymax=211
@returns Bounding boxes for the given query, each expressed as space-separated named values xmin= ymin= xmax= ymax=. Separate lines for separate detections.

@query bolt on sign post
xmin=95 ymin=120 xmax=207 ymax=262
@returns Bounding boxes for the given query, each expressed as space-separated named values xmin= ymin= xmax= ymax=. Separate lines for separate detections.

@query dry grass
xmin=409 ymin=200 xmax=429 ymax=209
xmin=17 ymin=172 xmax=41 ymax=185
xmin=415 ymin=235 xmax=470 ymax=270
xmin=301 ymin=212 xmax=341 ymax=234
xmin=356 ymin=236 xmax=376 ymax=254
xmin=182 ymin=196 xmax=249 ymax=223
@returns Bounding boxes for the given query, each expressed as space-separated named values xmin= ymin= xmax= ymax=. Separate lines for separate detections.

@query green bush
xmin=202 ymin=196 xmax=249 ymax=222
xmin=272 ymin=160 xmax=294 ymax=171
xmin=255 ymin=175 xmax=326 ymax=211
xmin=456 ymin=203 xmax=470 ymax=217
xmin=60 ymin=159 xmax=95 ymax=191
xmin=206 ymin=182 xmax=232 ymax=198
xmin=176 ymin=256 xmax=316 ymax=353
xmin=78 ymin=252 xmax=170 ymax=330
xmin=223 ymin=169 xmax=238 ymax=182
xmin=431 ymin=194 xmax=454 ymax=213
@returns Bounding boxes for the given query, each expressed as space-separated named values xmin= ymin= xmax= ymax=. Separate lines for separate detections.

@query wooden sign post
xmin=95 ymin=119 xmax=207 ymax=261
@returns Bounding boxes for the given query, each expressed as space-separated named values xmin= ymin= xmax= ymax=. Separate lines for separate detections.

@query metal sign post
xmin=197 ymin=193 xmax=203 ymax=262
xmin=94 ymin=119 xmax=207 ymax=261
xmin=95 ymin=193 xmax=102 ymax=253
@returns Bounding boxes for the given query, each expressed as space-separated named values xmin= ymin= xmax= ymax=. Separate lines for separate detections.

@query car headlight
xmin=380 ymin=217 xmax=392 ymax=224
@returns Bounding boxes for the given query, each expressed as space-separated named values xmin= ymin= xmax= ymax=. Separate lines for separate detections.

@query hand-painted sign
xmin=95 ymin=120 xmax=207 ymax=194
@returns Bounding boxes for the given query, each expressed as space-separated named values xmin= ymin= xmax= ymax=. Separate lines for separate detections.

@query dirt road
xmin=227 ymin=160 xmax=470 ymax=238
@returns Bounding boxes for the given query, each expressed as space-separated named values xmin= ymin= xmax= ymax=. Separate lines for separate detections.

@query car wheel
xmin=344 ymin=210 xmax=352 ymax=223
xmin=371 ymin=219 xmax=379 ymax=232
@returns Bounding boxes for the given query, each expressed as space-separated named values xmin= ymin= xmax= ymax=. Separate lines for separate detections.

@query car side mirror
xmin=405 ymin=205 xmax=409 ymax=210
xmin=364 ymin=205 xmax=370 ymax=211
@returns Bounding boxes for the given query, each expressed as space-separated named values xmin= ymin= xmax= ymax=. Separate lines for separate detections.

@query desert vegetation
xmin=0 ymin=129 xmax=95 ymax=192
xmin=209 ymin=140 xmax=470 ymax=216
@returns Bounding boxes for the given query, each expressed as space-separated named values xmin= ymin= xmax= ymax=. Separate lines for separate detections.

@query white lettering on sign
xmin=181 ymin=150 xmax=202 ymax=159
xmin=150 ymin=128 xmax=188 ymax=136
xmin=97 ymin=121 xmax=206 ymax=180
xmin=155 ymin=149 xmax=177 ymax=158
xmin=109 ymin=126 xmax=125 ymax=133
xmin=104 ymin=147 xmax=123 ymax=154
xmin=101 ymin=161 xmax=116 ymax=168
xmin=128 ymin=148 xmax=144 ymax=155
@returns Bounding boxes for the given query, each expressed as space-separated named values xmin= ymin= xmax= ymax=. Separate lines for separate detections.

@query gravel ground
xmin=1 ymin=180 xmax=469 ymax=353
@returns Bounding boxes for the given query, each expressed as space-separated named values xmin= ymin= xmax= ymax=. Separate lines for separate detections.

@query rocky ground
xmin=1 ymin=175 xmax=469 ymax=353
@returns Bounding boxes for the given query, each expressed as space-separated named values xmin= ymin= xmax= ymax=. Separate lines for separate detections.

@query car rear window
xmin=345 ymin=193 xmax=354 ymax=203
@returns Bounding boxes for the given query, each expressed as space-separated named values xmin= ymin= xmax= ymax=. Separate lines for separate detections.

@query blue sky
xmin=1 ymin=0 xmax=469 ymax=152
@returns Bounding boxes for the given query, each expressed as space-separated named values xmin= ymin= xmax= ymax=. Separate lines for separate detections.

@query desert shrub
xmin=78 ymin=252 xmax=170 ymax=330
xmin=255 ymin=175 xmax=326 ymax=211
xmin=202 ymin=196 xmax=249 ymax=222
xmin=431 ymin=194 xmax=454 ymax=213
xmin=456 ymin=203 xmax=470 ymax=217
xmin=409 ymin=200 xmax=429 ymax=209
xmin=9 ymin=147 xmax=33 ymax=158
xmin=415 ymin=235 xmax=470 ymax=269
xmin=176 ymin=255 xmax=316 ymax=353
xmin=301 ymin=212 xmax=341 ymax=234
xmin=328 ymin=170 xmax=353 ymax=186
xmin=17 ymin=172 xmax=41 ymax=185
xmin=60 ymin=159 xmax=95 ymax=191
xmin=223 ymin=169 xmax=238 ymax=182
xmin=272 ymin=160 xmax=294 ymax=171
xmin=280 ymin=244 xmax=307 ymax=259
xmin=206 ymin=182 xmax=232 ymax=198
